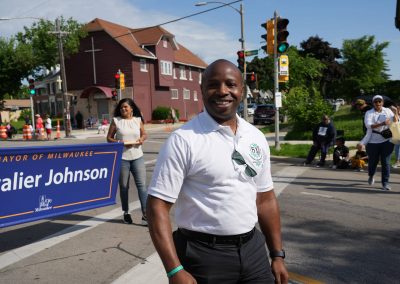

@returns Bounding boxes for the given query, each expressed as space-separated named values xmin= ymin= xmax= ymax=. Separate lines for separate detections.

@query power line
xmin=112 ymin=0 xmax=244 ymax=40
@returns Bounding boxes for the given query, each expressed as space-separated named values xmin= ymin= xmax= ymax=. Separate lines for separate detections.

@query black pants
xmin=305 ymin=142 xmax=329 ymax=164
xmin=173 ymin=228 xmax=274 ymax=284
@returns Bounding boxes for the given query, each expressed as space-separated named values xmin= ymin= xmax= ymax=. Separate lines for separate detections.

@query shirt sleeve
xmin=147 ymin=133 xmax=190 ymax=203
xmin=255 ymin=137 xmax=274 ymax=192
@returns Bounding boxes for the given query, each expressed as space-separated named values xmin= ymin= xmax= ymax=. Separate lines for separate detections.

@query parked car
xmin=325 ymin=99 xmax=341 ymax=111
xmin=237 ymin=102 xmax=257 ymax=117
xmin=247 ymin=103 xmax=257 ymax=116
xmin=253 ymin=104 xmax=276 ymax=125
xmin=335 ymin=98 xmax=345 ymax=105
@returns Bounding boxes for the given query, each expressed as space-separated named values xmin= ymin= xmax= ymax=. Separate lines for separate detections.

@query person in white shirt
xmin=106 ymin=98 xmax=147 ymax=225
xmin=44 ymin=114 xmax=52 ymax=140
xmin=362 ymin=95 xmax=398 ymax=190
xmin=147 ymin=59 xmax=288 ymax=283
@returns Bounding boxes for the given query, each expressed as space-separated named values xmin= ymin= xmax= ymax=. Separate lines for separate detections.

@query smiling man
xmin=147 ymin=59 xmax=288 ymax=284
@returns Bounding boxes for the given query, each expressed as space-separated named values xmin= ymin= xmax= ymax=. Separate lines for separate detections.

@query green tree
xmin=0 ymin=17 xmax=87 ymax=99
xmin=284 ymin=86 xmax=333 ymax=132
xmin=300 ymin=36 xmax=345 ymax=99
xmin=0 ymin=37 xmax=34 ymax=98
xmin=340 ymin=35 xmax=389 ymax=98
xmin=247 ymin=47 xmax=324 ymax=93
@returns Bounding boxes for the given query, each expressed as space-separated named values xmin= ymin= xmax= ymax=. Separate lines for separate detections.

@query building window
xmin=183 ymin=89 xmax=190 ymax=100
xmin=160 ymin=60 xmax=172 ymax=75
xmin=140 ymin=59 xmax=148 ymax=72
xmin=180 ymin=66 xmax=187 ymax=80
xmin=198 ymin=70 xmax=202 ymax=84
xmin=193 ymin=91 xmax=198 ymax=101
xmin=52 ymin=82 xmax=56 ymax=94
xmin=163 ymin=38 xmax=168 ymax=48
xmin=189 ymin=68 xmax=193 ymax=81
xmin=173 ymin=67 xmax=177 ymax=79
xmin=171 ymin=89 xmax=179 ymax=99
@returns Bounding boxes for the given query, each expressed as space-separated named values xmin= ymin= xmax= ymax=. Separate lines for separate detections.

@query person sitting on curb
xmin=303 ymin=114 xmax=336 ymax=167
xmin=350 ymin=143 xmax=368 ymax=171
xmin=332 ymin=137 xmax=350 ymax=169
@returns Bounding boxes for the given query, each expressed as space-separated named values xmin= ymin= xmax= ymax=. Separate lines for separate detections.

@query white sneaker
xmin=392 ymin=162 xmax=400 ymax=168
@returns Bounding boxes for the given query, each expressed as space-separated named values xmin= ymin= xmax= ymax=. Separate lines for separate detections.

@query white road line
xmin=114 ymin=165 xmax=308 ymax=284
xmin=272 ymin=166 xmax=308 ymax=197
xmin=301 ymin=191 xmax=333 ymax=198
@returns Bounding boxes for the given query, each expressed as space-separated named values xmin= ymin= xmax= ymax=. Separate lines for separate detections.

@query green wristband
xmin=167 ymin=265 xmax=184 ymax=278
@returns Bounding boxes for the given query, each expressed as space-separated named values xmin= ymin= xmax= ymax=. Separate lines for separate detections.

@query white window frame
xmin=173 ymin=67 xmax=177 ymax=79
xmin=160 ymin=60 xmax=173 ymax=76
xmin=189 ymin=68 xmax=193 ymax=81
xmin=179 ymin=66 xmax=187 ymax=80
xmin=193 ymin=90 xmax=198 ymax=101
xmin=198 ymin=70 xmax=202 ymax=84
xmin=171 ymin=89 xmax=179 ymax=99
xmin=163 ymin=39 xmax=168 ymax=48
xmin=183 ymin=89 xmax=190 ymax=100
xmin=140 ymin=59 xmax=148 ymax=72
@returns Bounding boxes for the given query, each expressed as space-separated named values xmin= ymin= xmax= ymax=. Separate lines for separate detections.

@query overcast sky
xmin=1 ymin=0 xmax=399 ymax=80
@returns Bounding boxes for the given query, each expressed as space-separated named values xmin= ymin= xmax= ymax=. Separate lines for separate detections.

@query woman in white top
xmin=45 ymin=114 xmax=52 ymax=140
xmin=363 ymin=95 xmax=398 ymax=190
xmin=107 ymin=98 xmax=147 ymax=225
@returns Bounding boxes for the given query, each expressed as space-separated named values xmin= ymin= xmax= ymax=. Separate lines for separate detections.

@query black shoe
xmin=141 ymin=216 xmax=148 ymax=226
xmin=123 ymin=213 xmax=133 ymax=224
xmin=316 ymin=162 xmax=324 ymax=168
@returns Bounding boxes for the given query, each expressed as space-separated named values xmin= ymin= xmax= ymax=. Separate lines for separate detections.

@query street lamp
xmin=195 ymin=1 xmax=249 ymax=121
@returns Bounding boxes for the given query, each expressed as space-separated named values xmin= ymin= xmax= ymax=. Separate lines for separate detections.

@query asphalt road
xmin=1 ymin=126 xmax=399 ymax=284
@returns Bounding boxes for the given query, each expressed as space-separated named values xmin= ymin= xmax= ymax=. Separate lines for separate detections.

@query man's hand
xmin=271 ymin=258 xmax=289 ymax=284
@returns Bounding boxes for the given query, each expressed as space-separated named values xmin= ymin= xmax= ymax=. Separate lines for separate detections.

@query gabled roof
xmin=85 ymin=18 xmax=207 ymax=69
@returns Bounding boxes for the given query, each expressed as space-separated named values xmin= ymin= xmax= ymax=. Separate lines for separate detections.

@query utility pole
xmin=273 ymin=11 xmax=281 ymax=150
xmin=240 ymin=3 xmax=248 ymax=122
xmin=49 ymin=18 xmax=71 ymax=137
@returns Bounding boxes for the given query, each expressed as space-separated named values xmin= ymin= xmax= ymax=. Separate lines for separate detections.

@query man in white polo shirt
xmin=147 ymin=59 xmax=288 ymax=283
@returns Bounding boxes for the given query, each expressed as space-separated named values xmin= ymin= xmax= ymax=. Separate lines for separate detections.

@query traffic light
xmin=111 ymin=90 xmax=118 ymax=101
xmin=247 ymin=72 xmax=257 ymax=90
xmin=120 ymin=73 xmax=125 ymax=90
xmin=261 ymin=19 xmax=274 ymax=55
xmin=28 ymin=79 xmax=35 ymax=95
xmin=237 ymin=50 xmax=245 ymax=72
xmin=114 ymin=73 xmax=120 ymax=89
xmin=276 ymin=17 xmax=289 ymax=54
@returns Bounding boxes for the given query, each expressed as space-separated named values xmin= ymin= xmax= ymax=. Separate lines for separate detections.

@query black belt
xmin=179 ymin=227 xmax=255 ymax=245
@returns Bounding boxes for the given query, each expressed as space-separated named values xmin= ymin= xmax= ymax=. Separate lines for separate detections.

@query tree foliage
xmin=0 ymin=17 xmax=87 ymax=100
xmin=340 ymin=35 xmax=389 ymax=98
xmin=284 ymin=86 xmax=333 ymax=131
xmin=300 ymin=36 xmax=345 ymax=98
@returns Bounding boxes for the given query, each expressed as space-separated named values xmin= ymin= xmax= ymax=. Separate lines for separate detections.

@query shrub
xmin=284 ymin=86 xmax=333 ymax=131
xmin=152 ymin=106 xmax=179 ymax=121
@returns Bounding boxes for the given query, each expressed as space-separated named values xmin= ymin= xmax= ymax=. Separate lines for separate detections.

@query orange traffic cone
xmin=55 ymin=120 xmax=61 ymax=139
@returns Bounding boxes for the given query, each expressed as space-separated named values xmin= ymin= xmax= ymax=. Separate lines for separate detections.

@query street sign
xmin=245 ymin=49 xmax=258 ymax=57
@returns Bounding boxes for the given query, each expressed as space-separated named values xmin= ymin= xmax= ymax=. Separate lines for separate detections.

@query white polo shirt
xmin=148 ymin=110 xmax=273 ymax=235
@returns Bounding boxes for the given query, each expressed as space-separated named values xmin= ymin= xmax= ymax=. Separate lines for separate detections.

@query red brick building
xmin=63 ymin=18 xmax=207 ymax=123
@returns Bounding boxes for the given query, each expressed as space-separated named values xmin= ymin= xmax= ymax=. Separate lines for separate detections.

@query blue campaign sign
xmin=0 ymin=143 xmax=123 ymax=228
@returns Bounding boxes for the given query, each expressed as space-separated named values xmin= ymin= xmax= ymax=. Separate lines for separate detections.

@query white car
xmin=247 ymin=103 xmax=257 ymax=116
xmin=335 ymin=98 xmax=345 ymax=105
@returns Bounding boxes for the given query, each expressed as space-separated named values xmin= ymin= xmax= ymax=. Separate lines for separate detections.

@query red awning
xmin=80 ymin=86 xmax=113 ymax=98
